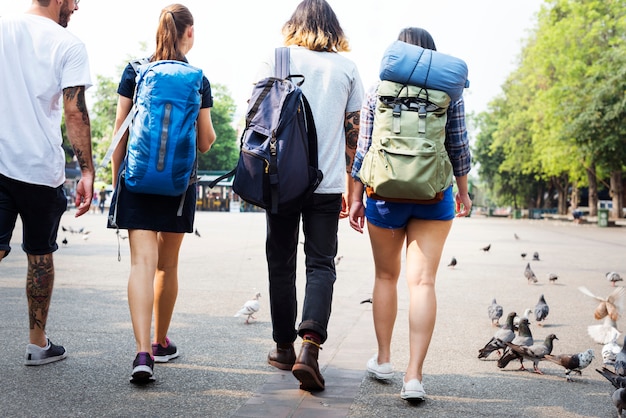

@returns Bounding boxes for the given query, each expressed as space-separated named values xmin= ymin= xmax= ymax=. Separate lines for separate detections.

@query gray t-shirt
xmin=256 ymin=46 xmax=364 ymax=194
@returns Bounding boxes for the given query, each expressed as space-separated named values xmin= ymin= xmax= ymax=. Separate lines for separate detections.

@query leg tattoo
xmin=26 ymin=254 xmax=55 ymax=331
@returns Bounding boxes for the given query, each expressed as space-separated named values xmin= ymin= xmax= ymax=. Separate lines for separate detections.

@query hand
xmin=455 ymin=192 xmax=472 ymax=217
xmin=73 ymin=175 xmax=94 ymax=218
xmin=349 ymin=200 xmax=365 ymax=233
xmin=339 ymin=193 xmax=350 ymax=219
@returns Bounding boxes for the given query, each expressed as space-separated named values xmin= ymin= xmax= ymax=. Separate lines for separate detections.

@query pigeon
xmin=588 ymin=316 xmax=621 ymax=345
xmin=504 ymin=333 xmax=558 ymax=374
xmin=335 ymin=255 xmax=343 ymax=266
xmin=607 ymin=272 xmax=624 ymax=287
xmin=613 ymin=387 xmax=626 ymax=417
xmin=478 ymin=311 xmax=517 ymax=359
xmin=579 ymin=286 xmax=626 ymax=322
xmin=532 ymin=251 xmax=540 ymax=261
xmin=480 ymin=244 xmax=491 ymax=252
xmin=497 ymin=317 xmax=534 ymax=369
xmin=360 ymin=297 xmax=373 ymax=304
xmin=603 ymin=335 xmax=622 ymax=366
xmin=521 ymin=252 xmax=527 ymax=259
xmin=194 ymin=228 xmax=201 ymax=237
xmin=548 ymin=273 xmax=558 ymax=284
xmin=525 ymin=263 xmax=538 ymax=284
xmin=514 ymin=308 xmax=533 ymax=330
xmin=488 ymin=298 xmax=503 ymax=326
xmin=597 ymin=367 xmax=626 ymax=389
xmin=234 ymin=292 xmax=261 ymax=324
xmin=534 ymin=294 xmax=549 ymax=326
xmin=543 ymin=349 xmax=595 ymax=381
xmin=615 ymin=335 xmax=626 ymax=376
xmin=514 ymin=233 xmax=520 ymax=240
xmin=447 ymin=256 xmax=457 ymax=268
xmin=62 ymin=237 xmax=68 ymax=246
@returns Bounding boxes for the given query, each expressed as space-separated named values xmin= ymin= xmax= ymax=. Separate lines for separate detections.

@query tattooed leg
xmin=26 ymin=253 xmax=55 ymax=347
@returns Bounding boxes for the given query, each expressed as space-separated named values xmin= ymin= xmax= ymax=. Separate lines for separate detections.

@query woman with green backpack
xmin=348 ymin=27 xmax=472 ymax=401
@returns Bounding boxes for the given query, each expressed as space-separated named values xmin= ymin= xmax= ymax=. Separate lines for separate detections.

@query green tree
xmin=197 ymin=83 xmax=239 ymax=171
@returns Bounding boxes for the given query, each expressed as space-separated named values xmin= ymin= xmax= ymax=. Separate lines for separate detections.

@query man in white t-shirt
xmin=0 ymin=0 xmax=94 ymax=365
xmin=260 ymin=0 xmax=364 ymax=392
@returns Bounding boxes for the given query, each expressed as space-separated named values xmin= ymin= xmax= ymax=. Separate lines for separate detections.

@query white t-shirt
xmin=0 ymin=14 xmax=92 ymax=187
xmin=256 ymin=46 xmax=364 ymax=194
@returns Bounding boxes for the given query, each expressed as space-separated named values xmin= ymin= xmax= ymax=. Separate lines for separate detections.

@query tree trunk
xmin=587 ymin=164 xmax=598 ymax=216
xmin=610 ymin=170 xmax=623 ymax=219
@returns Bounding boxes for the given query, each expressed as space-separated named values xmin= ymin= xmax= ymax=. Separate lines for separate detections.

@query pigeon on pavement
xmin=597 ymin=367 xmax=626 ymax=389
xmin=504 ymin=333 xmax=558 ymax=374
xmin=603 ymin=336 xmax=622 ymax=366
xmin=525 ymin=263 xmax=538 ymax=284
xmin=607 ymin=272 xmax=624 ymax=287
xmin=480 ymin=244 xmax=491 ymax=252
xmin=533 ymin=251 xmax=540 ymax=261
xmin=514 ymin=308 xmax=533 ymax=330
xmin=548 ymin=273 xmax=558 ymax=284
xmin=448 ymin=256 xmax=457 ymax=268
xmin=478 ymin=311 xmax=516 ymax=359
xmin=534 ymin=294 xmax=549 ymax=326
xmin=497 ymin=317 xmax=534 ymax=369
xmin=234 ymin=292 xmax=261 ymax=324
xmin=614 ymin=335 xmax=626 ymax=376
xmin=543 ymin=349 xmax=595 ymax=381
xmin=613 ymin=387 xmax=626 ymax=417
xmin=488 ymin=298 xmax=503 ymax=326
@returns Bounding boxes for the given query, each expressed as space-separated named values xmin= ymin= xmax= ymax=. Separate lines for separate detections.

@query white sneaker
xmin=366 ymin=355 xmax=394 ymax=380
xmin=401 ymin=378 xmax=425 ymax=400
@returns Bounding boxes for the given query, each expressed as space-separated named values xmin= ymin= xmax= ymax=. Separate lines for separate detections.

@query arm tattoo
xmin=64 ymin=86 xmax=90 ymax=125
xmin=344 ymin=111 xmax=360 ymax=172
xmin=26 ymin=254 xmax=55 ymax=331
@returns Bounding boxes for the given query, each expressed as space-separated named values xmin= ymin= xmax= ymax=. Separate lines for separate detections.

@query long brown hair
xmin=282 ymin=0 xmax=350 ymax=52
xmin=152 ymin=4 xmax=194 ymax=62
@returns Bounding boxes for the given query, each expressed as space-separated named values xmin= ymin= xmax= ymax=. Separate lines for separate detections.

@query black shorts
xmin=107 ymin=176 xmax=196 ymax=233
xmin=0 ymin=174 xmax=67 ymax=258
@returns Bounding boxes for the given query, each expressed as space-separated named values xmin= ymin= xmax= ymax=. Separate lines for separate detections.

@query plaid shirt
xmin=351 ymin=83 xmax=472 ymax=180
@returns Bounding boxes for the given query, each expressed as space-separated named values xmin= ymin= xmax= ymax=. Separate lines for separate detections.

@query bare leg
xmin=404 ymin=219 xmax=452 ymax=382
xmin=153 ymin=232 xmax=184 ymax=346
xmin=366 ymin=223 xmax=405 ymax=364
xmin=26 ymin=253 xmax=55 ymax=347
xmin=128 ymin=229 xmax=159 ymax=354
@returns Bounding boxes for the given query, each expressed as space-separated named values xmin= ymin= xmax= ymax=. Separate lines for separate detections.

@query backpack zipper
xmin=158 ymin=103 xmax=172 ymax=171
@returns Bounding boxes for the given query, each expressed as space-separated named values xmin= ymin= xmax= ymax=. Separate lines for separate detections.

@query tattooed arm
xmin=340 ymin=110 xmax=360 ymax=219
xmin=63 ymin=85 xmax=94 ymax=217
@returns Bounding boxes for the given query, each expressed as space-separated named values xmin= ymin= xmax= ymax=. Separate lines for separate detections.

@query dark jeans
xmin=266 ymin=193 xmax=342 ymax=345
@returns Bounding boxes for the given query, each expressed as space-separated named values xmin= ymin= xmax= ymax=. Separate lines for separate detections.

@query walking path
xmin=1 ymin=211 xmax=625 ymax=417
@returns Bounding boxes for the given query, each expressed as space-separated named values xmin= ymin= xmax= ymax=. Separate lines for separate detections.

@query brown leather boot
xmin=267 ymin=343 xmax=296 ymax=371
xmin=292 ymin=338 xmax=324 ymax=391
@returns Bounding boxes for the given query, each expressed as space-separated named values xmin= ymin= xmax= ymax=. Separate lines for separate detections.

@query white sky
xmin=1 ymin=0 xmax=544 ymax=121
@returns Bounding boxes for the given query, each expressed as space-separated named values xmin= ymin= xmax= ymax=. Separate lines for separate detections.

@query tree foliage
xmin=473 ymin=0 xmax=626 ymax=217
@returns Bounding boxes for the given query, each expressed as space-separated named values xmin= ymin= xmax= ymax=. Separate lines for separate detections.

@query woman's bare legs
xmin=403 ymin=218 xmax=452 ymax=382
xmin=366 ymin=223 xmax=405 ymax=365
xmin=128 ymin=229 xmax=159 ymax=354
xmin=153 ymin=232 xmax=184 ymax=346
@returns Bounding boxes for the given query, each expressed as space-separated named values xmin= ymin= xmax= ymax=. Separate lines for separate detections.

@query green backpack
xmin=359 ymin=80 xmax=453 ymax=203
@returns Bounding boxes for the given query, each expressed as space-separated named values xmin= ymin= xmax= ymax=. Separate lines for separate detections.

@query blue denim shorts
xmin=365 ymin=186 xmax=455 ymax=229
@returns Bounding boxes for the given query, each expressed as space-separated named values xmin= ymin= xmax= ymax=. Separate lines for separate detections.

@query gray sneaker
xmin=25 ymin=339 xmax=67 ymax=366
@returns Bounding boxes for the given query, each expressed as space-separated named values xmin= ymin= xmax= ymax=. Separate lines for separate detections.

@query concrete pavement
xmin=1 ymin=210 xmax=625 ymax=417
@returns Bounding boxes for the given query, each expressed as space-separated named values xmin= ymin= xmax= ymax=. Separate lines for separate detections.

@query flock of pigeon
xmin=474 ymin=233 xmax=626 ymax=415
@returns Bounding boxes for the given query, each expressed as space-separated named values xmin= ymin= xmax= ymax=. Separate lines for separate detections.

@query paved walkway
xmin=1 ymin=211 xmax=625 ymax=417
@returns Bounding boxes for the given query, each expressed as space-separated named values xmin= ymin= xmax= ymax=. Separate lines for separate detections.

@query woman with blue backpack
xmin=348 ymin=27 xmax=472 ymax=401
xmin=107 ymin=3 xmax=216 ymax=383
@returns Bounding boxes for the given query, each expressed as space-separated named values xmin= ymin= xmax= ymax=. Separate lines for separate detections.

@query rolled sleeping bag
xmin=379 ymin=40 xmax=469 ymax=103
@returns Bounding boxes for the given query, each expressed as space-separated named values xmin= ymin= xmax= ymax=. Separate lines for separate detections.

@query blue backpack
xmin=124 ymin=60 xmax=203 ymax=196
xmin=209 ymin=48 xmax=322 ymax=213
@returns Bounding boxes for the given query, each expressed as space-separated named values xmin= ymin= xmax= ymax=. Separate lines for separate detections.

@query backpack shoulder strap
xmin=130 ymin=57 xmax=150 ymax=74
xmin=275 ymin=47 xmax=290 ymax=79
